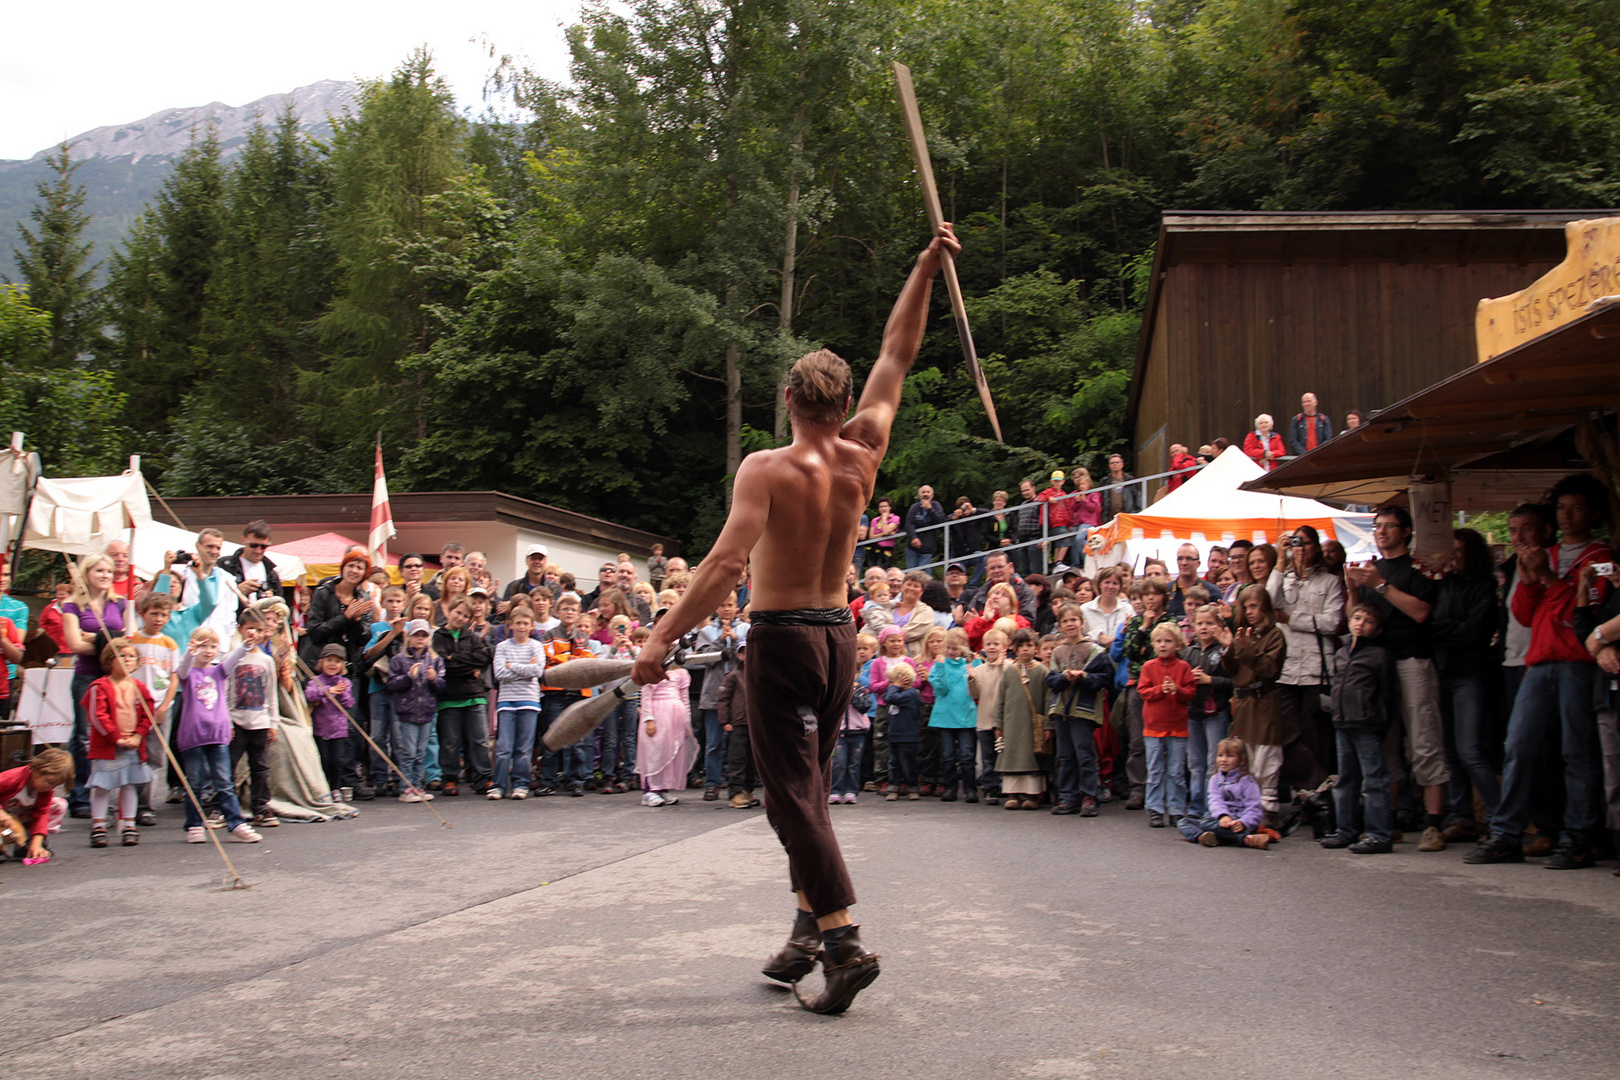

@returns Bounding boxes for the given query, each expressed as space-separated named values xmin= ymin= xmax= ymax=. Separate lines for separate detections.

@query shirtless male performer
xmin=632 ymin=223 xmax=960 ymax=1015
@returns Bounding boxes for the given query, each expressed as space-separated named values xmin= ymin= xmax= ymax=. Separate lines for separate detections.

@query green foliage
xmin=45 ymin=0 xmax=1620 ymax=560
xmin=0 ymin=285 xmax=128 ymax=476
xmin=8 ymin=144 xmax=99 ymax=363
xmin=0 ymin=283 xmax=50 ymax=364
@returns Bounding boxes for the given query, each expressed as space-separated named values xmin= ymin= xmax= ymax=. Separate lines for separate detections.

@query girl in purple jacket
xmin=386 ymin=622 xmax=445 ymax=801
xmin=1177 ymin=737 xmax=1271 ymax=849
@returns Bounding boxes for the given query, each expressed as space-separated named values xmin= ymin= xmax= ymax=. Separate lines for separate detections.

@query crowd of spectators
xmin=2 ymin=469 xmax=1617 ymax=875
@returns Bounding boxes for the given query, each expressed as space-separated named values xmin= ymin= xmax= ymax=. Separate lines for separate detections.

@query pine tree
xmin=98 ymin=125 xmax=224 ymax=440
xmin=9 ymin=143 xmax=99 ymax=364
xmin=315 ymin=49 xmax=467 ymax=446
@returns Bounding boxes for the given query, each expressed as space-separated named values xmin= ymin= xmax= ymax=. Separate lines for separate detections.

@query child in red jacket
xmin=82 ymin=638 xmax=156 ymax=848
xmin=1138 ymin=622 xmax=1196 ymax=828
xmin=0 ymin=747 xmax=73 ymax=862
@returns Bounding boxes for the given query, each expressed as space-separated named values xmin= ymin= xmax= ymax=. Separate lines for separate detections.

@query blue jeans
xmin=1490 ymin=661 xmax=1604 ymax=843
xmin=1176 ymin=815 xmax=1249 ymax=845
xmin=1187 ymin=711 xmax=1230 ymax=816
xmin=367 ymin=693 xmax=395 ymax=785
xmin=1333 ymin=727 xmax=1393 ymax=843
xmin=832 ymin=734 xmax=865 ymax=796
xmin=69 ymin=670 xmax=96 ymax=810
xmin=702 ymin=708 xmax=726 ymax=788
xmin=541 ymin=693 xmax=590 ymax=787
xmin=1440 ymin=673 xmax=1499 ymax=825
xmin=180 ymin=744 xmax=247 ymax=830
xmin=423 ymin=725 xmax=442 ymax=783
xmin=1144 ymin=735 xmax=1188 ymax=815
xmin=889 ymin=741 xmax=920 ymax=787
xmin=600 ymin=698 xmax=638 ymax=781
xmin=937 ymin=728 xmax=977 ymax=793
xmin=493 ymin=708 xmax=539 ymax=792
xmin=976 ymin=729 xmax=1000 ymax=792
xmin=392 ymin=720 xmax=432 ymax=790
xmin=905 ymin=546 xmax=935 ymax=569
xmin=1052 ymin=716 xmax=1099 ymax=804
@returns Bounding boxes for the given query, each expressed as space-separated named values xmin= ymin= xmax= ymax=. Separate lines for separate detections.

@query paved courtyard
xmin=4 ymin=792 xmax=1618 ymax=1079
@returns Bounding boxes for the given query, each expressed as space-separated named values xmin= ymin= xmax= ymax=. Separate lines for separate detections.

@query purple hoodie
xmin=304 ymin=672 xmax=357 ymax=741
xmin=174 ymin=646 xmax=249 ymax=751
xmin=1206 ymin=769 xmax=1263 ymax=831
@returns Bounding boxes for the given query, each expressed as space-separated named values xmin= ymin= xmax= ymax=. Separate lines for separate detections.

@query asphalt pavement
xmin=4 ymin=789 xmax=1618 ymax=1080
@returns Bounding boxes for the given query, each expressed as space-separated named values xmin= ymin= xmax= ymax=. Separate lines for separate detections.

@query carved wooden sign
xmin=1475 ymin=216 xmax=1620 ymax=362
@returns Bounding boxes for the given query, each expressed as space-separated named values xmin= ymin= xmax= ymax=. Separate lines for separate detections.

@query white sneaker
xmin=843 ymin=793 xmax=857 ymax=804
xmin=228 ymin=823 xmax=262 ymax=843
xmin=660 ymin=792 xmax=679 ymax=806
xmin=828 ymin=793 xmax=840 ymax=805
xmin=186 ymin=826 xmax=207 ymax=843
xmin=511 ymin=788 xmax=529 ymax=800
xmin=419 ymin=789 xmax=435 ymax=801
xmin=399 ymin=790 xmax=423 ymax=802
xmin=641 ymin=791 xmax=665 ymax=807
xmin=487 ymin=788 xmax=503 ymax=800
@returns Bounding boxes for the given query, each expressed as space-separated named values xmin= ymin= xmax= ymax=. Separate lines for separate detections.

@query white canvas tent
xmin=22 ymin=468 xmax=153 ymax=557
xmin=1089 ymin=447 xmax=1376 ymax=568
xmin=16 ymin=464 xmax=309 ymax=583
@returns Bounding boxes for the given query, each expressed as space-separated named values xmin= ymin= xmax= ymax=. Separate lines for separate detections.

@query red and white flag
xmin=369 ymin=443 xmax=396 ymax=567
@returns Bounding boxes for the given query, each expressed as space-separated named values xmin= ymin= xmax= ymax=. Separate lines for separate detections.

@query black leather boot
xmin=762 ymin=913 xmax=821 ymax=983
xmin=793 ymin=925 xmax=881 ymax=1014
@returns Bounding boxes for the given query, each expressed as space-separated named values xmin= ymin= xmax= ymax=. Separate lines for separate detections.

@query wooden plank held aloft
xmin=891 ymin=61 xmax=1003 ymax=443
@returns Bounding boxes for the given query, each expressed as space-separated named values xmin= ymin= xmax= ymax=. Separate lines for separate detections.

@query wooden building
xmin=1127 ymin=211 xmax=1591 ymax=477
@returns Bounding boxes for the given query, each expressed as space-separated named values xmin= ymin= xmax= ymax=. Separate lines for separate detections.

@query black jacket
xmin=948 ymin=510 xmax=990 ymax=558
xmin=298 ymin=581 xmax=372 ymax=670
xmin=1329 ymin=638 xmax=1399 ymax=733
xmin=217 ymin=552 xmax=289 ymax=603
xmin=433 ymin=626 xmax=494 ymax=700
xmin=905 ymin=500 xmax=947 ymax=554
xmin=1429 ymin=573 xmax=1498 ymax=679
xmin=1180 ymin=640 xmax=1234 ymax=716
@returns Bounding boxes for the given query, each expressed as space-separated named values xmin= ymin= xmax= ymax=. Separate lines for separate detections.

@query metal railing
xmin=855 ymin=465 xmax=1191 ymax=578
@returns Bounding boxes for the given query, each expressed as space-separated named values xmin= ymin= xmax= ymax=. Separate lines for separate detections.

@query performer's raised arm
xmin=844 ymin=223 xmax=960 ymax=456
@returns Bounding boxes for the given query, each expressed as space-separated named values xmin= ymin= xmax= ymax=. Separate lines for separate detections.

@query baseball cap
xmin=946 ymin=562 xmax=968 ymax=574
xmin=524 ymin=544 xmax=549 ymax=560
xmin=405 ymin=619 xmax=432 ymax=636
xmin=468 ymin=585 xmax=490 ymax=598
xmin=1050 ymin=470 xmax=1065 ymax=483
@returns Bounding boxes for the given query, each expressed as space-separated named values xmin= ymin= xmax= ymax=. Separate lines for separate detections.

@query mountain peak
xmin=28 ymin=80 xmax=362 ymax=166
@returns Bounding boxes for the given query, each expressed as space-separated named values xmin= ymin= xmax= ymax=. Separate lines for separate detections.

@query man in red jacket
xmin=1468 ymin=474 xmax=1612 ymax=868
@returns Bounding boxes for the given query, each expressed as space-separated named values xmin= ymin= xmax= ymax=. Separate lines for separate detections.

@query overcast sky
xmin=3 ymin=0 xmax=586 ymax=160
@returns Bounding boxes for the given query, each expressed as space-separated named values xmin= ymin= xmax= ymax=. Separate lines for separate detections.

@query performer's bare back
xmin=737 ymin=433 xmax=880 ymax=612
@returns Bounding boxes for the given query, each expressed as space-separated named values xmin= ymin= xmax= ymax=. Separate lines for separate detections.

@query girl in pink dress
xmin=637 ymin=666 xmax=695 ymax=806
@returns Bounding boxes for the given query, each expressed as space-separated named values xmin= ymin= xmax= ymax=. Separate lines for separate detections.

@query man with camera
xmin=948 ymin=495 xmax=990 ymax=586
xmin=1344 ymin=505 xmax=1449 ymax=852
xmin=160 ymin=528 xmax=240 ymax=644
